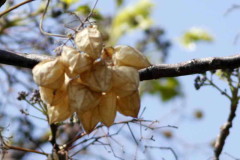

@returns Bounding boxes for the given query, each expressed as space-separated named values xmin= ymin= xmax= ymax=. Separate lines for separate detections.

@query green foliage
xmin=116 ymin=0 xmax=124 ymax=7
xmin=0 ymin=18 xmax=22 ymax=34
xmin=215 ymin=69 xmax=232 ymax=81
xmin=60 ymin=0 xmax=78 ymax=5
xmin=142 ymin=78 xmax=181 ymax=102
xmin=76 ymin=5 xmax=103 ymax=20
xmin=111 ymin=0 xmax=153 ymax=43
xmin=179 ymin=27 xmax=213 ymax=50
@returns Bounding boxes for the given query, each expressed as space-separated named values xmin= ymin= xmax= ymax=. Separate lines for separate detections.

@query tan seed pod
xmin=39 ymin=74 xmax=70 ymax=105
xmin=68 ymin=79 xmax=101 ymax=113
xmin=32 ymin=58 xmax=65 ymax=89
xmin=77 ymin=107 xmax=101 ymax=133
xmin=80 ymin=60 xmax=112 ymax=92
xmin=112 ymin=45 xmax=151 ymax=69
xmin=39 ymin=87 xmax=65 ymax=106
xmin=98 ymin=91 xmax=117 ymax=127
xmin=60 ymin=46 xmax=92 ymax=75
xmin=47 ymin=95 xmax=72 ymax=124
xmin=112 ymin=66 xmax=139 ymax=97
xmin=117 ymin=91 xmax=140 ymax=118
xmin=74 ymin=25 xmax=103 ymax=60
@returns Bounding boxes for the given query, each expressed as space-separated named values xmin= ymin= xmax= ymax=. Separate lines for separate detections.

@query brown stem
xmin=213 ymin=88 xmax=239 ymax=160
xmin=0 ymin=0 xmax=35 ymax=17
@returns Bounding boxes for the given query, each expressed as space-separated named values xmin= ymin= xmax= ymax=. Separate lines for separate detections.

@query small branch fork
xmin=1 ymin=49 xmax=240 ymax=80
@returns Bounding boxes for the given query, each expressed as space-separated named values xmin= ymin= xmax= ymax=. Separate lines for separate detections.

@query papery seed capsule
xmin=80 ymin=60 xmax=112 ymax=92
xmin=117 ymin=91 xmax=140 ymax=118
xmin=111 ymin=66 xmax=139 ymax=97
xmin=98 ymin=91 xmax=117 ymax=127
xmin=60 ymin=46 xmax=92 ymax=75
xmin=77 ymin=107 xmax=101 ymax=133
xmin=112 ymin=45 xmax=151 ymax=69
xmin=32 ymin=58 xmax=65 ymax=89
xmin=74 ymin=25 xmax=103 ymax=60
xmin=47 ymin=95 xmax=72 ymax=124
xmin=68 ymin=79 xmax=101 ymax=113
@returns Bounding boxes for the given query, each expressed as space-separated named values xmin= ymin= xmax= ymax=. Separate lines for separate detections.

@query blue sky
xmin=2 ymin=0 xmax=240 ymax=160
xmin=98 ymin=0 xmax=240 ymax=160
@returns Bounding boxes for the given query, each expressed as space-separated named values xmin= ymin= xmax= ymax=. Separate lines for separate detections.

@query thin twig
xmin=0 ymin=0 xmax=35 ymax=17
xmin=39 ymin=0 xmax=68 ymax=38
xmin=77 ymin=0 xmax=99 ymax=30
xmin=144 ymin=145 xmax=178 ymax=160
xmin=6 ymin=145 xmax=48 ymax=156
xmin=213 ymin=72 xmax=239 ymax=160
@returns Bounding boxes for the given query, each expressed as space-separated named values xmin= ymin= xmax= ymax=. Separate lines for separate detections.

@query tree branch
xmin=0 ymin=0 xmax=35 ymax=17
xmin=139 ymin=55 xmax=240 ymax=80
xmin=1 ymin=49 xmax=240 ymax=80
xmin=0 ymin=49 xmax=53 ymax=69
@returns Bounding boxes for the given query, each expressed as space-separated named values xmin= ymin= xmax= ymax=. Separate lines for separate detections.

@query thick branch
xmin=139 ymin=55 xmax=240 ymax=80
xmin=0 ymin=49 xmax=53 ymax=68
xmin=1 ymin=49 xmax=240 ymax=80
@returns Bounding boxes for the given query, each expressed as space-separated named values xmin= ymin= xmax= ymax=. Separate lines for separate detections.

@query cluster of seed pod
xmin=32 ymin=25 xmax=151 ymax=133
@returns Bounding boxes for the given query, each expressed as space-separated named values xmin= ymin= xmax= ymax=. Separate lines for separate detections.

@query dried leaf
xmin=32 ymin=58 xmax=65 ymax=89
xmin=112 ymin=66 xmax=139 ymax=97
xmin=60 ymin=46 xmax=92 ymax=75
xmin=117 ymin=91 xmax=140 ymax=118
xmin=112 ymin=45 xmax=151 ymax=69
xmin=68 ymin=79 xmax=101 ymax=113
xmin=80 ymin=60 xmax=112 ymax=92
xmin=78 ymin=107 xmax=101 ymax=133
xmin=98 ymin=91 xmax=117 ymax=127
xmin=75 ymin=25 xmax=103 ymax=59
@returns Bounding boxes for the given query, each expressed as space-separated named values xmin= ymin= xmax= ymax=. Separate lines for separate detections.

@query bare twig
xmin=0 ymin=133 xmax=48 ymax=156
xmin=39 ymin=0 xmax=68 ymax=38
xmin=144 ymin=145 xmax=178 ymax=160
xmin=213 ymin=70 xmax=239 ymax=160
xmin=0 ymin=0 xmax=35 ymax=17
xmin=224 ymin=4 xmax=240 ymax=16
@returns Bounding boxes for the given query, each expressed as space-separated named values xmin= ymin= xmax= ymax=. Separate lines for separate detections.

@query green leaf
xmin=116 ymin=0 xmax=124 ymax=7
xmin=111 ymin=0 xmax=153 ymax=43
xmin=76 ymin=5 xmax=103 ymax=20
xmin=179 ymin=27 xmax=213 ymax=51
xmin=77 ymin=5 xmax=91 ymax=14
xmin=141 ymin=78 xmax=182 ymax=102
xmin=60 ymin=0 xmax=78 ymax=5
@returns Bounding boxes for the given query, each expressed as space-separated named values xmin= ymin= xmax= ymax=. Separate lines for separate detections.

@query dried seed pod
xmin=98 ymin=91 xmax=117 ymax=127
xmin=68 ymin=79 xmax=101 ymax=113
xmin=80 ymin=60 xmax=112 ymax=92
xmin=60 ymin=46 xmax=92 ymax=75
xmin=112 ymin=45 xmax=151 ymax=69
xmin=74 ymin=25 xmax=103 ymax=60
xmin=39 ymin=87 xmax=66 ymax=106
xmin=112 ymin=66 xmax=139 ymax=97
xmin=47 ymin=95 xmax=72 ymax=124
xmin=117 ymin=91 xmax=140 ymax=118
xmin=32 ymin=58 xmax=65 ymax=89
xmin=77 ymin=107 xmax=100 ymax=133
xmin=39 ymin=74 xmax=70 ymax=105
